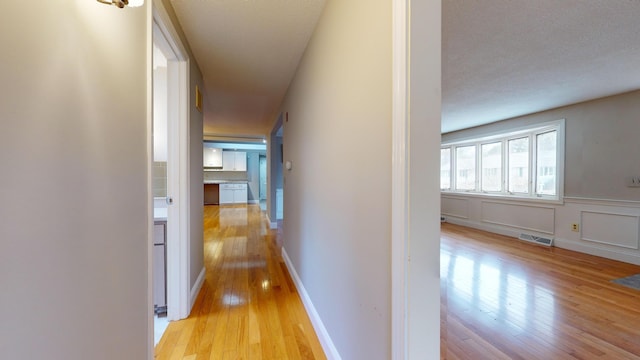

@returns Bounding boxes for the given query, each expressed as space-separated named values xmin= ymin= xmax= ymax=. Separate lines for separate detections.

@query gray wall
xmin=189 ymin=68 xmax=204 ymax=292
xmin=277 ymin=0 xmax=393 ymax=357
xmin=0 ymin=2 xmax=149 ymax=358
xmin=246 ymin=152 xmax=260 ymax=201
xmin=443 ymin=90 xmax=640 ymax=201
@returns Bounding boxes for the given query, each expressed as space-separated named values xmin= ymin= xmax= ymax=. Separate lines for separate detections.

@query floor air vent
xmin=519 ymin=233 xmax=553 ymax=246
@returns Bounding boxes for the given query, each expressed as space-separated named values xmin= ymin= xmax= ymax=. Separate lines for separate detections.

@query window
xmin=441 ymin=120 xmax=564 ymax=201
xmin=536 ymin=131 xmax=557 ymax=196
xmin=455 ymin=145 xmax=476 ymax=190
xmin=481 ymin=142 xmax=502 ymax=192
xmin=441 ymin=148 xmax=451 ymax=190
xmin=508 ymin=137 xmax=529 ymax=193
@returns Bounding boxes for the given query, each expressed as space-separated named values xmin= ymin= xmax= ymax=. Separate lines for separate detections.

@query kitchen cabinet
xmin=203 ymin=147 xmax=223 ymax=168
xmin=222 ymin=151 xmax=247 ymax=171
xmin=219 ymin=183 xmax=248 ymax=204
xmin=204 ymin=183 xmax=219 ymax=205
xmin=153 ymin=221 xmax=167 ymax=314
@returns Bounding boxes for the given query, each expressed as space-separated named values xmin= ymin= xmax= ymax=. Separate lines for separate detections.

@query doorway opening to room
xmin=203 ymin=138 xmax=267 ymax=209
xmin=151 ymin=6 xmax=190 ymax=348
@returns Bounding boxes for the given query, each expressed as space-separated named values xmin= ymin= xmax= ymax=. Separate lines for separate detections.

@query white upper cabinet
xmin=222 ymin=151 xmax=247 ymax=171
xmin=203 ymin=147 xmax=223 ymax=168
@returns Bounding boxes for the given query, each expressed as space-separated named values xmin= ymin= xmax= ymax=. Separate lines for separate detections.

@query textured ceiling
xmin=169 ymin=1 xmax=640 ymax=136
xmin=443 ymin=0 xmax=640 ymax=133
xmin=169 ymin=0 xmax=326 ymax=136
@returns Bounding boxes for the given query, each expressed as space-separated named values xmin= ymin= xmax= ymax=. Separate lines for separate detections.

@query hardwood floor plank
xmin=157 ymin=206 xmax=640 ymax=359
xmin=155 ymin=204 xmax=325 ymax=360
xmin=442 ymin=223 xmax=640 ymax=359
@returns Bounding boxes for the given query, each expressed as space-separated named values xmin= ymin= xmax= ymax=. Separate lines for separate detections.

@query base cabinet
xmin=219 ymin=183 xmax=248 ymax=204
xmin=204 ymin=183 xmax=220 ymax=205
xmin=153 ymin=221 xmax=167 ymax=314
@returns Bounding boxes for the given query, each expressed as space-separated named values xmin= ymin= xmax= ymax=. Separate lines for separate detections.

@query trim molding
xmin=554 ymin=237 xmax=640 ymax=266
xmin=580 ymin=211 xmax=640 ymax=249
xmin=445 ymin=215 xmax=640 ymax=266
xmin=391 ymin=0 xmax=408 ymax=358
xmin=266 ymin=214 xmax=277 ymax=229
xmin=152 ymin=0 xmax=191 ymax=323
xmin=281 ymin=248 xmax=341 ymax=360
xmin=564 ymin=196 xmax=640 ymax=207
xmin=480 ymin=201 xmax=556 ymax=235
xmin=444 ymin=216 xmax=523 ymax=240
xmin=190 ymin=267 xmax=206 ymax=311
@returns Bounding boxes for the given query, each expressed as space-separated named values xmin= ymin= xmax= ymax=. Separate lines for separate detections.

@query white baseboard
xmin=266 ymin=214 xmax=277 ymax=229
xmin=554 ymin=238 xmax=640 ymax=265
xmin=444 ymin=216 xmax=523 ymax=239
xmin=189 ymin=267 xmax=206 ymax=312
xmin=281 ymin=248 xmax=341 ymax=360
xmin=444 ymin=216 xmax=640 ymax=265
xmin=248 ymin=199 xmax=259 ymax=204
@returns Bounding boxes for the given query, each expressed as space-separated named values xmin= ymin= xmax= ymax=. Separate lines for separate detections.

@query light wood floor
xmin=441 ymin=223 xmax=640 ymax=360
xmin=155 ymin=204 xmax=326 ymax=360
xmin=156 ymin=205 xmax=640 ymax=359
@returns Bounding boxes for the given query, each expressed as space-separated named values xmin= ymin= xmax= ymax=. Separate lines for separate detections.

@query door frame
xmin=150 ymin=0 xmax=191 ymax=340
xmin=391 ymin=0 xmax=442 ymax=359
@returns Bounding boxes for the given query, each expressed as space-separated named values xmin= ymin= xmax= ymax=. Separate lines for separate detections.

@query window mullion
xmin=476 ymin=143 xmax=480 ymax=192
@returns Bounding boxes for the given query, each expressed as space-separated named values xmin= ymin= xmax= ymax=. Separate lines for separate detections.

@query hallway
xmin=155 ymin=204 xmax=326 ymax=359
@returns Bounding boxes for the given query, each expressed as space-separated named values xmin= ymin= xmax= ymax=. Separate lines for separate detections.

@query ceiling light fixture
xmin=97 ymin=0 xmax=143 ymax=8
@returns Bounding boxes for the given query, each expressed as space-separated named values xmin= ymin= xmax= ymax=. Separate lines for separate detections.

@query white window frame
xmin=441 ymin=119 xmax=565 ymax=203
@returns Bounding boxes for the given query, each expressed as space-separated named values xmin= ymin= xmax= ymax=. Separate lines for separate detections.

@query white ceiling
xmin=169 ymin=0 xmax=640 ymax=136
xmin=169 ymin=0 xmax=326 ymax=136
xmin=443 ymin=0 xmax=640 ymax=133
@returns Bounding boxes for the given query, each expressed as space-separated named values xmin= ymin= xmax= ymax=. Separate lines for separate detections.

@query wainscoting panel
xmin=481 ymin=201 xmax=555 ymax=235
xmin=581 ymin=211 xmax=640 ymax=249
xmin=442 ymin=196 xmax=469 ymax=219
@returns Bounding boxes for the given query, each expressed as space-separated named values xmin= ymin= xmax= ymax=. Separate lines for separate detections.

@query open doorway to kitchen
xmin=203 ymin=138 xmax=266 ymax=209
xmin=151 ymin=3 xmax=191 ymax=348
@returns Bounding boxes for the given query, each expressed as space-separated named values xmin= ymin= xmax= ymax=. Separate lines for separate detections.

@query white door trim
xmin=392 ymin=1 xmax=442 ymax=359
xmin=152 ymin=0 xmax=191 ymax=326
xmin=391 ymin=0 xmax=408 ymax=358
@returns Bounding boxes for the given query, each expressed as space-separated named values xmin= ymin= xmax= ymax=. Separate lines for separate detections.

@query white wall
xmin=277 ymin=0 xmax=393 ymax=358
xmin=442 ymin=91 xmax=640 ymax=265
xmin=0 ymin=2 xmax=149 ymax=359
xmin=153 ymin=53 xmax=168 ymax=162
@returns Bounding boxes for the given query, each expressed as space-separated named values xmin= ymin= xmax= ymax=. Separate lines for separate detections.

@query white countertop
xmin=204 ymin=180 xmax=248 ymax=185
xmin=154 ymin=207 xmax=167 ymax=222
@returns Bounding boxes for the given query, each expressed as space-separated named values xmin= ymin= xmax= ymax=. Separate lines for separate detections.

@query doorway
xmin=152 ymin=36 xmax=170 ymax=345
xmin=151 ymin=4 xmax=191 ymax=348
xmin=268 ymin=116 xmax=284 ymax=228
xmin=259 ymin=155 xmax=267 ymax=210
